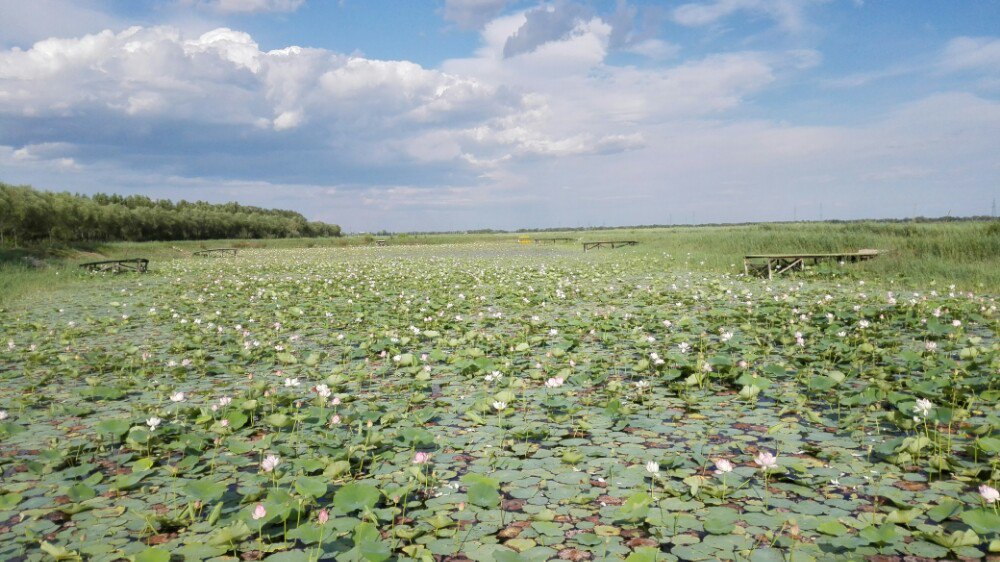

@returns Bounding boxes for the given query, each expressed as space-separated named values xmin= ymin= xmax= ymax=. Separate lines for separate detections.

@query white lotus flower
xmin=913 ymin=398 xmax=933 ymax=418
xmin=755 ymin=451 xmax=778 ymax=471
xmin=714 ymin=459 xmax=734 ymax=474
xmin=980 ymin=484 xmax=999 ymax=504
xmin=262 ymin=454 xmax=281 ymax=472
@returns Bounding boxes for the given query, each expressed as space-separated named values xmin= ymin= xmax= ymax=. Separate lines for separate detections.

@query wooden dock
xmin=583 ymin=240 xmax=638 ymax=252
xmin=744 ymin=249 xmax=878 ymax=278
xmin=80 ymin=258 xmax=149 ymax=273
xmin=194 ymin=248 xmax=237 ymax=257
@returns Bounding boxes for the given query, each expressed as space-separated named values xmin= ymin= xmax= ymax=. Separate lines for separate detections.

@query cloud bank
xmin=0 ymin=1 xmax=998 ymax=231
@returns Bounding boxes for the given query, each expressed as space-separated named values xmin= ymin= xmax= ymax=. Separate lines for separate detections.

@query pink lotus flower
xmin=317 ymin=508 xmax=329 ymax=524
xmin=714 ymin=459 xmax=734 ymax=474
xmin=980 ymin=484 xmax=1000 ymax=504
xmin=251 ymin=503 xmax=267 ymax=520
xmin=545 ymin=377 xmax=564 ymax=388
xmin=413 ymin=452 xmax=431 ymax=464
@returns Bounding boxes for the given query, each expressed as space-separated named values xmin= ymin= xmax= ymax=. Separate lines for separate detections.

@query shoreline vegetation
xmin=1 ymin=219 xmax=998 ymax=307
xmin=0 ymin=183 xmax=341 ymax=246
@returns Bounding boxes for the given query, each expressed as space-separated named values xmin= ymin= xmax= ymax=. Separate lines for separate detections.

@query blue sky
xmin=1 ymin=0 xmax=998 ymax=231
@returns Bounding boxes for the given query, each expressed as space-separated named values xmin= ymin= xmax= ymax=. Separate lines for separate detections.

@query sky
xmin=0 ymin=0 xmax=998 ymax=232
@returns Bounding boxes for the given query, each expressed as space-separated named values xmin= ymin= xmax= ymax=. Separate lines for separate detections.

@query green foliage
xmin=0 ymin=182 xmax=340 ymax=245
xmin=0 ymin=241 xmax=996 ymax=560
xmin=462 ymin=473 xmax=501 ymax=508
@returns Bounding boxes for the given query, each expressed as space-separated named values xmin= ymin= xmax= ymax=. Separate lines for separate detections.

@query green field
xmin=3 ymin=221 xmax=999 ymax=308
xmin=0 ymin=223 xmax=998 ymax=561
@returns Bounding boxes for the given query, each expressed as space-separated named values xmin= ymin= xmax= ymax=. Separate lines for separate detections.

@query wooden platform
xmin=80 ymin=258 xmax=149 ymax=273
xmin=744 ymin=249 xmax=878 ymax=278
xmin=194 ymin=248 xmax=237 ymax=257
xmin=375 ymin=239 xmax=387 ymax=247
xmin=583 ymin=240 xmax=638 ymax=251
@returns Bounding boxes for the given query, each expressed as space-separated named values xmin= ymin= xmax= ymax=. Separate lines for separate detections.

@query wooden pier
xmin=80 ymin=258 xmax=149 ymax=273
xmin=532 ymin=237 xmax=574 ymax=244
xmin=583 ymin=240 xmax=638 ymax=252
xmin=744 ymin=249 xmax=878 ymax=279
xmin=194 ymin=248 xmax=237 ymax=257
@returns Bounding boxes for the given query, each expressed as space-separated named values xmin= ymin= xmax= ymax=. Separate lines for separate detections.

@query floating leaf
xmin=183 ymin=478 xmax=227 ymax=503
xmin=295 ymin=476 xmax=327 ymax=499
xmin=462 ymin=473 xmax=500 ymax=509
xmin=960 ymin=509 xmax=1000 ymax=536
xmin=334 ymin=482 xmax=380 ymax=513
xmin=132 ymin=548 xmax=170 ymax=562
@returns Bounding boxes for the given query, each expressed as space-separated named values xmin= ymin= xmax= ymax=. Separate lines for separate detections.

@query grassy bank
xmin=1 ymin=220 xmax=997 ymax=307
xmin=584 ymin=221 xmax=1000 ymax=290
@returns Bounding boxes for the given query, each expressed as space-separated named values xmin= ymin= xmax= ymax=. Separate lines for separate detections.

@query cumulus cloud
xmin=1 ymin=24 xmax=658 ymax=195
xmin=3 ymin=5 xmax=994 ymax=231
xmin=502 ymin=2 xmax=590 ymax=58
xmin=446 ymin=11 xmax=815 ymax=125
xmin=0 ymin=26 xmax=559 ymax=176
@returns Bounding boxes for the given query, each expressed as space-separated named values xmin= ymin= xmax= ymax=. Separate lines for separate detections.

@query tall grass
xmin=513 ymin=221 xmax=999 ymax=290
xmin=1 ymin=221 xmax=997 ymax=308
xmin=0 ymin=263 xmax=78 ymax=308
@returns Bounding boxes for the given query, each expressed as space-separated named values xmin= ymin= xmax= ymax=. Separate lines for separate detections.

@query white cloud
xmin=672 ymin=0 xmax=822 ymax=33
xmin=445 ymin=14 xmax=814 ymax=126
xmin=2 ymin=24 xmax=645 ymax=197
xmin=2 ymin=7 xmax=996 ymax=231
xmin=939 ymin=36 xmax=1000 ymax=73
xmin=0 ymin=26 xmax=529 ymax=138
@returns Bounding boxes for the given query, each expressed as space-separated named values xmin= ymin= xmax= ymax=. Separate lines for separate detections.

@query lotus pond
xmin=0 ymin=244 xmax=997 ymax=562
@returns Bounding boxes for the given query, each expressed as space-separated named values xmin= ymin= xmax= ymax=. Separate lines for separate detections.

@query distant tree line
xmin=0 ymin=183 xmax=341 ymax=245
xmin=376 ymin=215 xmax=998 ymax=236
